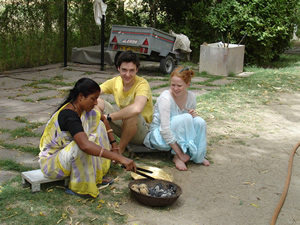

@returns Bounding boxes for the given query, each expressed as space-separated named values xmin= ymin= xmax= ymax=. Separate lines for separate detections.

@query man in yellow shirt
xmin=95 ymin=51 xmax=153 ymax=154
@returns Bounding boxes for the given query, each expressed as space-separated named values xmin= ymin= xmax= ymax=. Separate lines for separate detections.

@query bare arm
xmin=100 ymin=113 xmax=118 ymax=152
xmin=108 ymin=95 xmax=148 ymax=121
xmin=73 ymin=132 xmax=136 ymax=171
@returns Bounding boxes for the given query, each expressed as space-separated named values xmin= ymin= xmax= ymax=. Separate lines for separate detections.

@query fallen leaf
xmin=62 ymin=213 xmax=67 ymax=219
xmin=39 ymin=212 xmax=46 ymax=216
xmin=98 ymin=199 xmax=105 ymax=204
xmin=66 ymin=205 xmax=74 ymax=214
xmin=250 ymin=203 xmax=260 ymax=208
xmin=114 ymin=210 xmax=125 ymax=216
xmin=113 ymin=189 xmax=122 ymax=194
xmin=98 ymin=183 xmax=109 ymax=190
xmin=230 ymin=195 xmax=239 ymax=200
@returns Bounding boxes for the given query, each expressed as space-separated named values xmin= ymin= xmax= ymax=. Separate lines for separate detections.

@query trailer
xmin=108 ymin=25 xmax=187 ymax=74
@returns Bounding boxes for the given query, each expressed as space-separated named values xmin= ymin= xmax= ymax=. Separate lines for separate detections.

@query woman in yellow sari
xmin=39 ymin=78 xmax=136 ymax=198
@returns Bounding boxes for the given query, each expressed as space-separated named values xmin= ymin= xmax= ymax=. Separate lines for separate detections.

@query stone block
xmin=199 ymin=43 xmax=245 ymax=76
xmin=22 ymin=169 xmax=69 ymax=192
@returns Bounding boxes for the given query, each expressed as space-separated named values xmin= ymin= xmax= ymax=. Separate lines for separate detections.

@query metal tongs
xmin=121 ymin=165 xmax=155 ymax=180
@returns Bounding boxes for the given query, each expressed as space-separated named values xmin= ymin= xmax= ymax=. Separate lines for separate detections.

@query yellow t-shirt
xmin=100 ymin=76 xmax=153 ymax=123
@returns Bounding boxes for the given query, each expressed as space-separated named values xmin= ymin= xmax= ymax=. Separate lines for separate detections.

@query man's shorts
xmin=103 ymin=101 xmax=150 ymax=145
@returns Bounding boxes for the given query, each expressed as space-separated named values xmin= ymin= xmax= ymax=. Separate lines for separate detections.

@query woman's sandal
xmin=100 ymin=176 xmax=114 ymax=185
xmin=65 ymin=188 xmax=91 ymax=198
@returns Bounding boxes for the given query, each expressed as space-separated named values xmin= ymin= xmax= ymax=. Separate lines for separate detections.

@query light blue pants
xmin=146 ymin=113 xmax=207 ymax=164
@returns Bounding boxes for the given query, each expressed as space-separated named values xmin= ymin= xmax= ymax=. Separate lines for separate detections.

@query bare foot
xmin=173 ymin=155 xmax=188 ymax=171
xmin=202 ymin=159 xmax=210 ymax=166
xmin=178 ymin=152 xmax=190 ymax=163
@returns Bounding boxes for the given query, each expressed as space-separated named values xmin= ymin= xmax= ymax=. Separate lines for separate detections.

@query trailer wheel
xmin=114 ymin=51 xmax=121 ymax=69
xmin=160 ymin=55 xmax=175 ymax=74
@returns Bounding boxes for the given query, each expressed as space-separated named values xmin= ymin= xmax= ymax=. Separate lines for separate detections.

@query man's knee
xmin=122 ymin=115 xmax=139 ymax=129
xmin=95 ymin=97 xmax=105 ymax=112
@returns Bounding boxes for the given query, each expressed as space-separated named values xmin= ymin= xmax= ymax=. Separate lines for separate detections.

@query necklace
xmin=70 ymin=101 xmax=76 ymax=110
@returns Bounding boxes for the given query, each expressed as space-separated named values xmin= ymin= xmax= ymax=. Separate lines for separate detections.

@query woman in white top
xmin=144 ymin=66 xmax=210 ymax=170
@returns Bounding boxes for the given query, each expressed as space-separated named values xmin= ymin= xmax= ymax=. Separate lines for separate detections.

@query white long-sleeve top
xmin=149 ymin=90 xmax=196 ymax=144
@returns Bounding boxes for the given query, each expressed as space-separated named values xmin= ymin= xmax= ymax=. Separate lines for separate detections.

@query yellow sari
xmin=39 ymin=105 xmax=110 ymax=197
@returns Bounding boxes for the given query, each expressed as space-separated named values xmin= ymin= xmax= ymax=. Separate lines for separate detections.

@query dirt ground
xmin=119 ymin=92 xmax=300 ymax=225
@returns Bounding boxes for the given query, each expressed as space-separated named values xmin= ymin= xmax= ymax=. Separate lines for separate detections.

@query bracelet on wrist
xmin=107 ymin=129 xmax=113 ymax=133
xmin=99 ymin=147 xmax=104 ymax=157
xmin=110 ymin=140 xmax=116 ymax=144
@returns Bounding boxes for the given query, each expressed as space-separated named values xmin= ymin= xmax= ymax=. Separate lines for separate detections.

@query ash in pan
xmin=148 ymin=183 xmax=177 ymax=198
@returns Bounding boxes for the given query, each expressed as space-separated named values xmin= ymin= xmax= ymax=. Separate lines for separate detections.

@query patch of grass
xmin=145 ymin=77 xmax=169 ymax=82
xmin=207 ymin=135 xmax=228 ymax=146
xmin=197 ymin=63 xmax=300 ymax=122
xmin=83 ymin=71 xmax=95 ymax=75
xmin=196 ymin=53 xmax=300 ymax=148
xmin=37 ymin=96 xmax=53 ymax=101
xmin=267 ymin=54 xmax=300 ymax=68
xmin=152 ymin=93 xmax=160 ymax=97
xmin=10 ymin=117 xmax=44 ymax=138
xmin=194 ymin=71 xmax=225 ymax=86
xmin=0 ymin=141 xmax=40 ymax=155
xmin=24 ymin=78 xmax=74 ymax=89
xmin=228 ymin=72 xmax=236 ymax=77
xmin=151 ymin=83 xmax=169 ymax=90
xmin=64 ymin=68 xmax=74 ymax=71
xmin=0 ymin=128 xmax=10 ymax=133
xmin=14 ymin=116 xmax=29 ymax=123
xmin=10 ymin=127 xmax=41 ymax=138
xmin=0 ymin=172 xmax=130 ymax=224
xmin=233 ymin=139 xmax=247 ymax=145
xmin=23 ymin=99 xmax=34 ymax=103
xmin=0 ymin=159 xmax=33 ymax=172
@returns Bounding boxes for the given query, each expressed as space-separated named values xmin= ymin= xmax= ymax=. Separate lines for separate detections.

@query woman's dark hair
xmin=55 ymin=78 xmax=100 ymax=112
xmin=117 ymin=50 xmax=140 ymax=69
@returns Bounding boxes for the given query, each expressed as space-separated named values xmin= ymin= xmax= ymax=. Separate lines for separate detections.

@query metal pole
xmin=100 ymin=1 xmax=105 ymax=71
xmin=64 ymin=0 xmax=67 ymax=67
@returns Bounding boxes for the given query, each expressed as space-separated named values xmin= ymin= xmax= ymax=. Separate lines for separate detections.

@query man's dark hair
xmin=117 ymin=50 xmax=140 ymax=69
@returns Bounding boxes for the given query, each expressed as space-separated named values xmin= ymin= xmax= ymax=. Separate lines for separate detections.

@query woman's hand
xmin=188 ymin=109 xmax=198 ymax=118
xmin=120 ymin=157 xmax=136 ymax=172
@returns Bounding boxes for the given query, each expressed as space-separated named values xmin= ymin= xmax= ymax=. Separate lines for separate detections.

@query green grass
xmin=0 ymin=117 xmax=44 ymax=141
xmin=0 ymin=141 xmax=40 ymax=155
xmin=0 ymin=116 xmax=43 ymax=154
xmin=0 ymin=162 xmax=136 ymax=224
xmin=0 ymin=175 xmax=129 ymax=224
xmin=0 ymin=159 xmax=34 ymax=172
xmin=23 ymin=75 xmax=74 ymax=89
xmin=196 ymin=53 xmax=300 ymax=146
